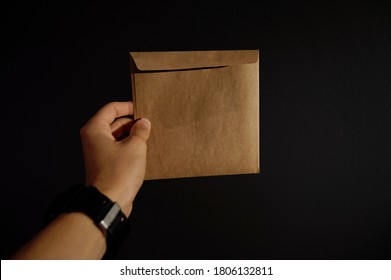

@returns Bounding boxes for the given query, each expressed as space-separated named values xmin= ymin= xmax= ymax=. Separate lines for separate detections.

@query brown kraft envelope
xmin=130 ymin=50 xmax=260 ymax=180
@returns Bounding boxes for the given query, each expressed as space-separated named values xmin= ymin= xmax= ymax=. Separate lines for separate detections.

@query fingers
xmin=111 ymin=117 xmax=133 ymax=141
xmin=81 ymin=102 xmax=151 ymax=144
xmin=92 ymin=102 xmax=134 ymax=125
xmin=110 ymin=117 xmax=133 ymax=133
xmin=129 ymin=118 xmax=151 ymax=142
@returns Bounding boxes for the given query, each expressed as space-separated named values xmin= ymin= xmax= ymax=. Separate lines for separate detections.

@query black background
xmin=1 ymin=1 xmax=391 ymax=259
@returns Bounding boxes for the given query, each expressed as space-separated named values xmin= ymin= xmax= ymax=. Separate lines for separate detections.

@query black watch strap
xmin=45 ymin=184 xmax=130 ymax=259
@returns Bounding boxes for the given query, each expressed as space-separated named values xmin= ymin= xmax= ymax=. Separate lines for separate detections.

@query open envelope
xmin=130 ymin=50 xmax=260 ymax=180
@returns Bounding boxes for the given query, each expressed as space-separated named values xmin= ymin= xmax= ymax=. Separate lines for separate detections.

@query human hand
xmin=80 ymin=102 xmax=151 ymax=216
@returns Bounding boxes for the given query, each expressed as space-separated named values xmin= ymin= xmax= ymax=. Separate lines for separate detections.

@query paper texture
xmin=130 ymin=50 xmax=260 ymax=180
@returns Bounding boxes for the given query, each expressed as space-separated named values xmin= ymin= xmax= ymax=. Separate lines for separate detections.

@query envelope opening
xmin=132 ymin=65 xmax=228 ymax=74
xmin=129 ymin=50 xmax=258 ymax=72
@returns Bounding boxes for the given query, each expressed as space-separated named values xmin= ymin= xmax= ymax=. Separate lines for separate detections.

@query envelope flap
xmin=130 ymin=50 xmax=258 ymax=71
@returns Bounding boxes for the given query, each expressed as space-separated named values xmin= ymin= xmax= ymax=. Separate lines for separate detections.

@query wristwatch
xmin=45 ymin=183 xmax=130 ymax=259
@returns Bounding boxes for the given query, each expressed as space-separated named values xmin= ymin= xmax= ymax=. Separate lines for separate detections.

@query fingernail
xmin=138 ymin=118 xmax=151 ymax=129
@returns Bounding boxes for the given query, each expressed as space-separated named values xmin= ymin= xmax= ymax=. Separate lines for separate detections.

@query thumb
xmin=129 ymin=118 xmax=151 ymax=141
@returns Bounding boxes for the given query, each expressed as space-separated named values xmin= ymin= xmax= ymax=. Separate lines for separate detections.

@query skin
xmin=12 ymin=101 xmax=151 ymax=259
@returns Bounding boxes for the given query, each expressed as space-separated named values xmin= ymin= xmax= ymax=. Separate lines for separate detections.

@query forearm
xmin=12 ymin=212 xmax=106 ymax=260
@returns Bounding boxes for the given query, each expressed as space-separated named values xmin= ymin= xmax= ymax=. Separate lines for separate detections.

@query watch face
xmin=99 ymin=202 xmax=122 ymax=231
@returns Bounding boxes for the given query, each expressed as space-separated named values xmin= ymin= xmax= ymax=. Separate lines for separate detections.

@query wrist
xmin=86 ymin=181 xmax=135 ymax=217
xmin=99 ymin=189 xmax=133 ymax=217
xmin=45 ymin=184 xmax=131 ymax=259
